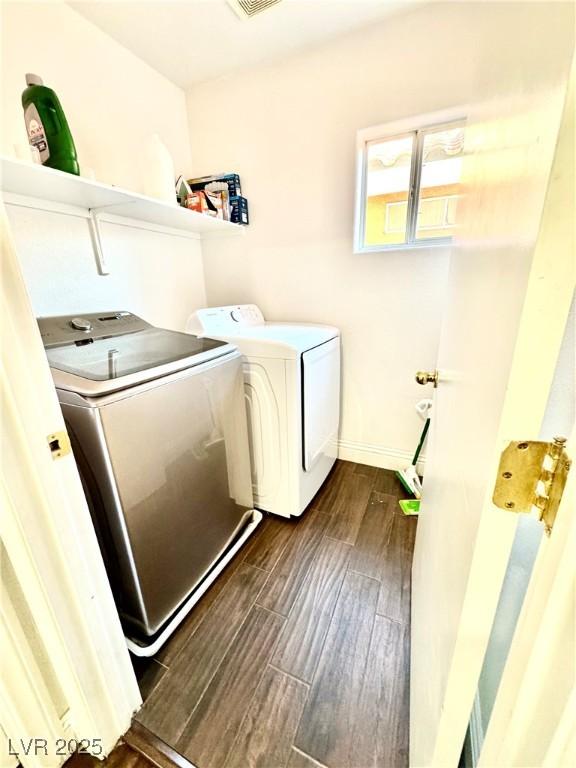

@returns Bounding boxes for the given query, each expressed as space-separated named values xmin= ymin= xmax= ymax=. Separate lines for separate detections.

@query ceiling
xmin=68 ymin=0 xmax=419 ymax=89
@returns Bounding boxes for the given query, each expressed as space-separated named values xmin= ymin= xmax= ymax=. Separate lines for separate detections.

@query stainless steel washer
xmin=39 ymin=311 xmax=257 ymax=652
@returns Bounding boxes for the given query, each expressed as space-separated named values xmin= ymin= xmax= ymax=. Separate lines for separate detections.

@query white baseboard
xmin=337 ymin=439 xmax=425 ymax=473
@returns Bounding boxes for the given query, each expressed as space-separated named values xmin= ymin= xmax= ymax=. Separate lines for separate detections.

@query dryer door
xmin=302 ymin=337 xmax=340 ymax=471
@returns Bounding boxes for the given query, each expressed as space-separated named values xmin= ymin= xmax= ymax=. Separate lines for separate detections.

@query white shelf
xmin=0 ymin=156 xmax=243 ymax=238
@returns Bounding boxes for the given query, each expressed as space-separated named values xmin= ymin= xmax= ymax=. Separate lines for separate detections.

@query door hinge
xmin=493 ymin=437 xmax=571 ymax=535
xmin=47 ymin=430 xmax=71 ymax=460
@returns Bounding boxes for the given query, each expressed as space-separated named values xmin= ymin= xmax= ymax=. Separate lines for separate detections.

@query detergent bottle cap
xmin=25 ymin=73 xmax=43 ymax=86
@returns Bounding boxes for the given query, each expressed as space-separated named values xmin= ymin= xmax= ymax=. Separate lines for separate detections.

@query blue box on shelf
xmin=230 ymin=196 xmax=249 ymax=226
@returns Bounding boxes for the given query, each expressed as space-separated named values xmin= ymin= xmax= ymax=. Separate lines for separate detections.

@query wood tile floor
xmin=134 ymin=461 xmax=417 ymax=768
xmin=67 ymin=722 xmax=196 ymax=768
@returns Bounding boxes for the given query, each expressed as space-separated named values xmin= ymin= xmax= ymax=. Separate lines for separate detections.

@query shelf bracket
xmin=88 ymin=209 xmax=109 ymax=275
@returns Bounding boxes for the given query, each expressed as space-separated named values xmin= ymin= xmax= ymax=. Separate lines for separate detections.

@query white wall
xmin=1 ymin=1 xmax=204 ymax=330
xmin=1 ymin=1 xmax=191 ymax=192
xmin=187 ymin=1 xmax=574 ymax=468
xmin=5 ymin=206 xmax=206 ymax=330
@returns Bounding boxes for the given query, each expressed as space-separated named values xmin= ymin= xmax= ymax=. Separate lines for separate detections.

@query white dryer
xmin=186 ymin=305 xmax=340 ymax=518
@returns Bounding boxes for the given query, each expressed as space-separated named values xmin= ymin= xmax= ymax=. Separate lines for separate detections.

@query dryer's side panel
xmin=302 ymin=337 xmax=341 ymax=471
xmin=243 ymin=358 xmax=290 ymax=517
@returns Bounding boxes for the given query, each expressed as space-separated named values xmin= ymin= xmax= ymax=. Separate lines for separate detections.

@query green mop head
xmin=399 ymin=499 xmax=420 ymax=516
xmin=395 ymin=465 xmax=422 ymax=498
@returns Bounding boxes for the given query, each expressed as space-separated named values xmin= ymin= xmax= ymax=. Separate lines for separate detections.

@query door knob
xmin=415 ymin=370 xmax=438 ymax=387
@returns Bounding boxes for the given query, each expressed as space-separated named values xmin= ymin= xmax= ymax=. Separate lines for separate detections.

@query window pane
xmin=364 ymin=134 xmax=414 ymax=247
xmin=415 ymin=125 xmax=464 ymax=240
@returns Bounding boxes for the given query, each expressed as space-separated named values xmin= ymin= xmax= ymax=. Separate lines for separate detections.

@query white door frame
xmin=1 ymin=205 xmax=141 ymax=766
xmin=479 ymin=426 xmax=576 ymax=766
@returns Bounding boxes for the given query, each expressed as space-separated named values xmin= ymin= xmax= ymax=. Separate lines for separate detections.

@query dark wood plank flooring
xmin=135 ymin=460 xmax=417 ymax=768
xmin=67 ymin=743 xmax=149 ymax=768
xmin=66 ymin=722 xmax=195 ymax=768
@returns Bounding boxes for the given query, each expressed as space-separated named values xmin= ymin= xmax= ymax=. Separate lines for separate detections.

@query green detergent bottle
xmin=22 ymin=74 xmax=80 ymax=175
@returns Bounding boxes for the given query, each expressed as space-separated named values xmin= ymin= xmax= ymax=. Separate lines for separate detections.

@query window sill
xmin=354 ymin=240 xmax=452 ymax=255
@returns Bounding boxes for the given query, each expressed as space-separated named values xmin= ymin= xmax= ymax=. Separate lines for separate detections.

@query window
xmin=355 ymin=119 xmax=465 ymax=251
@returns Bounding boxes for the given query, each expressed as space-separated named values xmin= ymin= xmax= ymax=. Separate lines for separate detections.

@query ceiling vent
xmin=227 ymin=0 xmax=283 ymax=19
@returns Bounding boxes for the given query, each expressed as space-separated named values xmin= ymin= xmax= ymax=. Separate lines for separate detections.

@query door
xmin=1 ymin=204 xmax=141 ymax=765
xmin=410 ymin=50 xmax=575 ymax=767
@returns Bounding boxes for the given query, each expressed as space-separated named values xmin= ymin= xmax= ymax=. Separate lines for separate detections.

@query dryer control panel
xmin=187 ymin=304 xmax=264 ymax=335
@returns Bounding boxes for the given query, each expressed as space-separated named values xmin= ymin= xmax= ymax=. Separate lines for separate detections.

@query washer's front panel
xmin=66 ymin=355 xmax=252 ymax=637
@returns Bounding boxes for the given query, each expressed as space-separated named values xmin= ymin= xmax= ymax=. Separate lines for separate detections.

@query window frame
xmin=354 ymin=111 xmax=466 ymax=254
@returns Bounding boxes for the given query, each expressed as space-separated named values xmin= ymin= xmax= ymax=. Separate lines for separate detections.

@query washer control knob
xmin=231 ymin=310 xmax=241 ymax=323
xmin=70 ymin=317 xmax=93 ymax=332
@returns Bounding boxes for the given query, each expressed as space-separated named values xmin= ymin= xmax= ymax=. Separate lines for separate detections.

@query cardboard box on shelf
xmin=230 ymin=195 xmax=249 ymax=225
xmin=188 ymin=172 xmax=242 ymax=199
xmin=205 ymin=182 xmax=230 ymax=220
xmin=185 ymin=191 xmax=209 ymax=214
xmin=186 ymin=189 xmax=230 ymax=220
xmin=184 ymin=173 xmax=248 ymax=224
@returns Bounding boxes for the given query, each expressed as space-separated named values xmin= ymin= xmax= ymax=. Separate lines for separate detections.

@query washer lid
xmin=39 ymin=312 xmax=234 ymax=396
xmin=203 ymin=323 xmax=340 ymax=360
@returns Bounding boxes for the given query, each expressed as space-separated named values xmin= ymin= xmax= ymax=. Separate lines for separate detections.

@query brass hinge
xmin=47 ymin=430 xmax=71 ymax=460
xmin=493 ymin=437 xmax=571 ymax=535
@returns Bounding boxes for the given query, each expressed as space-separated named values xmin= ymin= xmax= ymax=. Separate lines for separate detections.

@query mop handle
xmin=412 ymin=418 xmax=430 ymax=466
